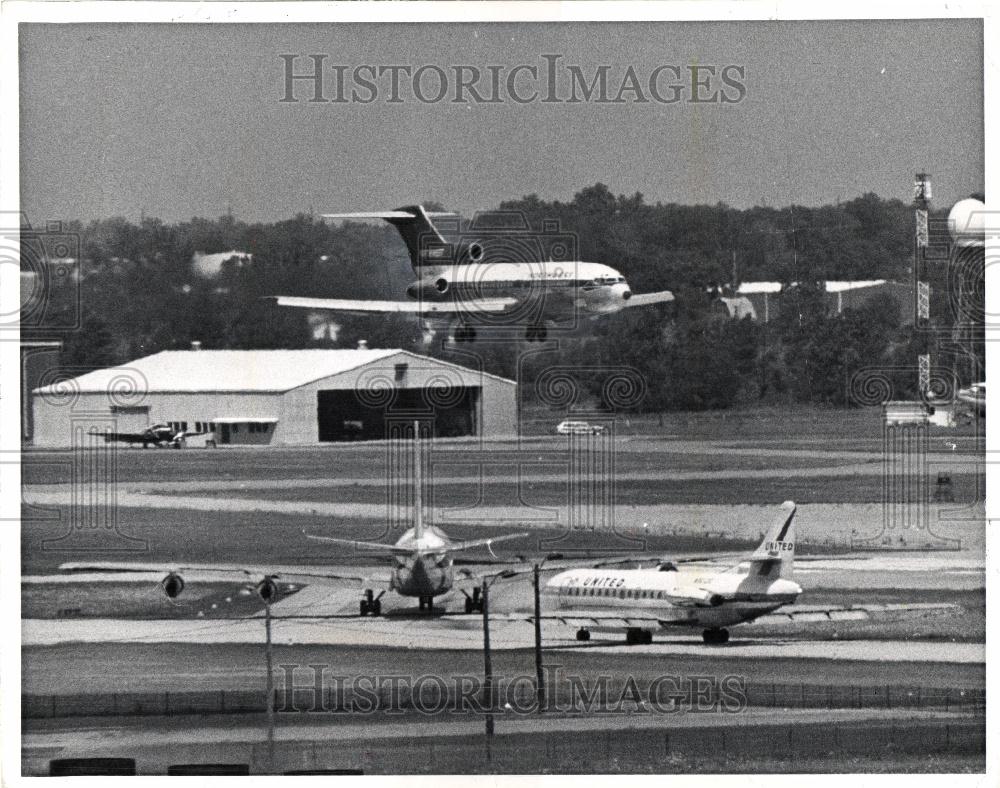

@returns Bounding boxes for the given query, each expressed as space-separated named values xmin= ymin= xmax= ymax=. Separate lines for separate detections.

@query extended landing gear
xmin=418 ymin=595 xmax=435 ymax=612
xmin=576 ymin=628 xmax=591 ymax=642
xmin=625 ymin=628 xmax=654 ymax=645
xmin=702 ymin=628 xmax=730 ymax=645
xmin=463 ymin=587 xmax=484 ymax=614
xmin=454 ymin=324 xmax=477 ymax=343
xmin=525 ymin=324 xmax=547 ymax=342
xmin=359 ymin=589 xmax=383 ymax=617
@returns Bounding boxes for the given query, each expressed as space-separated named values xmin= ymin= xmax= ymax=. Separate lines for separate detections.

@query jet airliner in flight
xmin=270 ymin=204 xmax=674 ymax=343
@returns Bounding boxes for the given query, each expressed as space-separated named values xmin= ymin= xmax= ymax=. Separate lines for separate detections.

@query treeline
xmin=38 ymin=185 xmax=961 ymax=410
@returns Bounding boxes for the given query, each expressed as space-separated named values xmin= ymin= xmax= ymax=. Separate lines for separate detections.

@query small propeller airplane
xmin=269 ymin=204 xmax=675 ymax=343
xmin=94 ymin=423 xmax=208 ymax=449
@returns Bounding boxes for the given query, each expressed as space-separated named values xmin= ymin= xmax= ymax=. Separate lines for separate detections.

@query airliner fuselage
xmin=388 ymin=525 xmax=455 ymax=598
xmin=405 ymin=261 xmax=633 ymax=316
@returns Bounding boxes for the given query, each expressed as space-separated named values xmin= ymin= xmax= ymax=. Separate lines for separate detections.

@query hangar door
xmin=317 ymin=387 xmax=479 ymax=442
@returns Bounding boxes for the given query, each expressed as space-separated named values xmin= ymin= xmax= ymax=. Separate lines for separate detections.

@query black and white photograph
xmin=2 ymin=2 xmax=994 ymax=781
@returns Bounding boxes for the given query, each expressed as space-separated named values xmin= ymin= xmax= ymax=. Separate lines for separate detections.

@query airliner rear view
xmin=270 ymin=204 xmax=674 ymax=342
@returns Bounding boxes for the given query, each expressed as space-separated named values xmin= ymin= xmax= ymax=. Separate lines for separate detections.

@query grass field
xmin=179 ymin=473 xmax=983 ymax=506
xmin=22 ymin=404 xmax=983 ymax=486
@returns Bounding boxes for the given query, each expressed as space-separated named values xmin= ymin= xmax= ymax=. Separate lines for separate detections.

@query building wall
xmin=32 ymin=391 xmax=286 ymax=448
xmin=281 ymin=351 xmax=518 ymax=443
xmin=479 ymin=372 xmax=518 ymax=438
xmin=21 ymin=343 xmax=62 ymax=444
xmin=31 ymin=351 xmax=518 ymax=447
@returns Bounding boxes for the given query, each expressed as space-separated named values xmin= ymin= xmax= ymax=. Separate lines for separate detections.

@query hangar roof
xmin=34 ymin=348 xmax=512 ymax=394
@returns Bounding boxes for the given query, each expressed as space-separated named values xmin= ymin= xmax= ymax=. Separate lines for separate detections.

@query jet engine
xmin=406 ymin=276 xmax=451 ymax=300
xmin=581 ymin=279 xmax=632 ymax=315
xmin=161 ymin=572 xmax=185 ymax=599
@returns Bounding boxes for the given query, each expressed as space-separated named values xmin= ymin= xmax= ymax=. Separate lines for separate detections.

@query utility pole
xmin=533 ymin=563 xmax=544 ymax=710
xmin=531 ymin=554 xmax=560 ymax=711
xmin=481 ymin=578 xmax=494 ymax=757
xmin=257 ymin=577 xmax=278 ymax=771
xmin=480 ymin=569 xmax=515 ymax=761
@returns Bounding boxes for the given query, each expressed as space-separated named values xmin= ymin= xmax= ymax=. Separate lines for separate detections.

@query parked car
xmin=556 ymin=420 xmax=606 ymax=435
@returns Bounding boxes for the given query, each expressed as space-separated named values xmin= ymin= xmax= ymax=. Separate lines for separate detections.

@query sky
xmin=19 ymin=20 xmax=984 ymax=224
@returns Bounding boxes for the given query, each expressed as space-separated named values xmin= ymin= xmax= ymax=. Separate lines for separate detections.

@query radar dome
xmin=947 ymin=198 xmax=986 ymax=247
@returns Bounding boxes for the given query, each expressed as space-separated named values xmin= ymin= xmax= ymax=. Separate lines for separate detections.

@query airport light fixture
xmin=481 ymin=569 xmax=516 ymax=747
xmin=532 ymin=553 xmax=563 ymax=712
xmin=256 ymin=576 xmax=279 ymax=770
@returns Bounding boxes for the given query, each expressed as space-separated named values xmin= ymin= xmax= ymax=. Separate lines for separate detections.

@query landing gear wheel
xmin=464 ymin=586 xmax=483 ymax=614
xmin=454 ymin=324 xmax=477 ymax=343
xmin=418 ymin=595 xmax=434 ymax=612
xmin=702 ymin=628 xmax=730 ymax=644
xmin=626 ymin=628 xmax=651 ymax=645
xmin=361 ymin=589 xmax=380 ymax=617
xmin=576 ymin=628 xmax=591 ymax=642
xmin=525 ymin=325 xmax=548 ymax=342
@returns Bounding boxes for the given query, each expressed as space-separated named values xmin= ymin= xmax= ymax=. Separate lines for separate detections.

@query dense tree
xmin=33 ymin=188 xmax=940 ymax=410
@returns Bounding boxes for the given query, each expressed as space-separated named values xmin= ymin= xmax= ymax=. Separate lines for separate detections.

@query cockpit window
xmin=585 ymin=276 xmax=621 ymax=288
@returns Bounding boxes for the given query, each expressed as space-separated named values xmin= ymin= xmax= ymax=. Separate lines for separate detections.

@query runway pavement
xmin=20 ymin=615 xmax=984 ymax=663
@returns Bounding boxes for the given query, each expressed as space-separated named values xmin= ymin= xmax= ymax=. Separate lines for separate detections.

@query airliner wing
xmin=302 ymin=531 xmax=416 ymax=555
xmin=268 ymin=296 xmax=516 ymax=315
xmin=756 ymin=602 xmax=958 ymax=624
xmin=57 ymin=561 xmax=390 ymax=586
xmin=487 ymin=611 xmax=670 ymax=627
xmin=304 ymin=530 xmax=529 ymax=557
xmin=624 ymin=290 xmax=675 ymax=308
xmin=322 ymin=211 xmax=458 ymax=220
xmin=434 ymin=532 xmax=531 ymax=556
